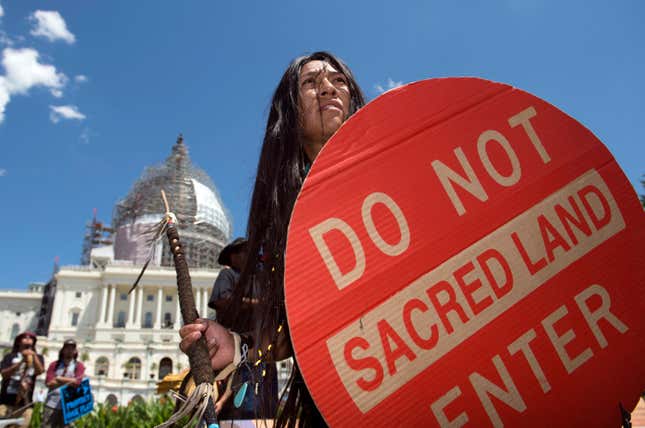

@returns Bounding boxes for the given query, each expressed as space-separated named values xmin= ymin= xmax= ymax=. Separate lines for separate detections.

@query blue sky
xmin=0 ymin=1 xmax=643 ymax=290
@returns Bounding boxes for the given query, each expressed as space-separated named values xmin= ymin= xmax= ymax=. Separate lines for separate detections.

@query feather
xmin=128 ymin=215 xmax=168 ymax=295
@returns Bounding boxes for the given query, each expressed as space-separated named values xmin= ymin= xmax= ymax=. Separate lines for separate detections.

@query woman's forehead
xmin=300 ymin=60 xmax=341 ymax=78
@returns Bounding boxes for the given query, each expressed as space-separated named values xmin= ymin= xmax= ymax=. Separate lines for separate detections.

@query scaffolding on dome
xmin=80 ymin=209 xmax=114 ymax=265
xmin=111 ymin=135 xmax=232 ymax=270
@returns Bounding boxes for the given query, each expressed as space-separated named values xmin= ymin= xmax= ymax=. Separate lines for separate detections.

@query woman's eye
xmin=335 ymin=77 xmax=347 ymax=84
xmin=302 ymin=78 xmax=314 ymax=86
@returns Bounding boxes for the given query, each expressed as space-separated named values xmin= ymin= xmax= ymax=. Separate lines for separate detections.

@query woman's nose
xmin=319 ymin=77 xmax=337 ymax=96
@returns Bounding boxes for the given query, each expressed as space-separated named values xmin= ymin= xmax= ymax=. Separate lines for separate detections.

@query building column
xmin=136 ymin=286 xmax=144 ymax=329
xmin=126 ymin=287 xmax=136 ymax=328
xmin=142 ymin=353 xmax=149 ymax=381
xmin=174 ymin=299 xmax=181 ymax=330
xmin=56 ymin=289 xmax=66 ymax=327
xmin=195 ymin=287 xmax=201 ymax=318
xmin=50 ymin=287 xmax=62 ymax=330
xmin=201 ymin=288 xmax=208 ymax=317
xmin=98 ymin=285 xmax=108 ymax=327
xmin=154 ymin=287 xmax=163 ymax=329
xmin=106 ymin=285 xmax=116 ymax=327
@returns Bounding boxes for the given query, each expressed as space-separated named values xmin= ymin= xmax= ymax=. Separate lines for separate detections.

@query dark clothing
xmin=208 ymin=268 xmax=240 ymax=311
xmin=218 ymin=363 xmax=278 ymax=420
xmin=0 ymin=352 xmax=45 ymax=405
xmin=208 ymin=268 xmax=240 ymax=327
xmin=41 ymin=404 xmax=66 ymax=428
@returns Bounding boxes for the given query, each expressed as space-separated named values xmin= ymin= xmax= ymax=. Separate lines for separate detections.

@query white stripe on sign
xmin=326 ymin=169 xmax=625 ymax=413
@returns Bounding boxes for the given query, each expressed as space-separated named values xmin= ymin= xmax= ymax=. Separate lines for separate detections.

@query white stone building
xmin=2 ymin=136 xmax=295 ymax=406
xmin=0 ymin=283 xmax=44 ymax=349
xmin=37 ymin=261 xmax=218 ymax=404
xmin=2 ymin=136 xmax=241 ymax=405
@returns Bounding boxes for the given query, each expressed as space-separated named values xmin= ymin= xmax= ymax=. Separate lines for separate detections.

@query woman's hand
xmin=20 ymin=349 xmax=35 ymax=358
xmin=179 ymin=319 xmax=235 ymax=371
xmin=214 ymin=399 xmax=224 ymax=415
xmin=57 ymin=376 xmax=80 ymax=387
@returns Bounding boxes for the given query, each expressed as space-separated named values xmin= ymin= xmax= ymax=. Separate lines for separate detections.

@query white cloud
xmin=2 ymin=48 xmax=66 ymax=94
xmin=375 ymin=78 xmax=404 ymax=94
xmin=74 ymin=74 xmax=87 ymax=83
xmin=0 ymin=77 xmax=8 ymax=122
xmin=79 ymin=127 xmax=95 ymax=144
xmin=30 ymin=11 xmax=76 ymax=44
xmin=0 ymin=48 xmax=67 ymax=123
xmin=0 ymin=3 xmax=4 ymax=18
xmin=0 ymin=31 xmax=13 ymax=47
xmin=49 ymin=104 xmax=85 ymax=123
xmin=0 ymin=168 xmax=6 ymax=177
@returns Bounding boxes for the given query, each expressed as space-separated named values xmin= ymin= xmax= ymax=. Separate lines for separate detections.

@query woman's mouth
xmin=320 ymin=100 xmax=343 ymax=112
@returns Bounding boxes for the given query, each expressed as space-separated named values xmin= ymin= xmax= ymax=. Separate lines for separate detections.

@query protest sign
xmin=60 ymin=378 xmax=93 ymax=424
xmin=284 ymin=78 xmax=645 ymax=427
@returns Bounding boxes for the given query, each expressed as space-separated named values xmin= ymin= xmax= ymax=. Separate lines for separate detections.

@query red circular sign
xmin=285 ymin=78 xmax=645 ymax=427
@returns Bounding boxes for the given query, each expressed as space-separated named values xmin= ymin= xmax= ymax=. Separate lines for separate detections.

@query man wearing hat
xmin=206 ymin=238 xmax=274 ymax=419
xmin=208 ymin=237 xmax=248 ymax=319
xmin=0 ymin=331 xmax=45 ymax=427
xmin=42 ymin=340 xmax=85 ymax=428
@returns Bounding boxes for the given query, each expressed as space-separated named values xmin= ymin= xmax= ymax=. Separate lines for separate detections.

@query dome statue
xmin=112 ymin=135 xmax=232 ymax=269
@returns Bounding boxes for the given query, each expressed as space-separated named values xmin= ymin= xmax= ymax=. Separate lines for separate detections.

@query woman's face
xmin=62 ymin=345 xmax=75 ymax=359
xmin=19 ymin=336 xmax=34 ymax=350
xmin=298 ymin=60 xmax=350 ymax=147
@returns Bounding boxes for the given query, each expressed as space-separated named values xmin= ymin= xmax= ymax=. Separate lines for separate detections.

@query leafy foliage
xmin=29 ymin=402 xmax=43 ymax=427
xmin=29 ymin=396 xmax=198 ymax=428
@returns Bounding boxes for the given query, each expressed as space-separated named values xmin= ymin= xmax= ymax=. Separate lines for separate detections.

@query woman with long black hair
xmin=180 ymin=51 xmax=365 ymax=427
xmin=0 ymin=331 xmax=45 ymax=428
xmin=42 ymin=340 xmax=85 ymax=428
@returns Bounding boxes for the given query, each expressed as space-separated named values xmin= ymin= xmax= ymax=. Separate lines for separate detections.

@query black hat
xmin=217 ymin=238 xmax=248 ymax=266
xmin=59 ymin=339 xmax=78 ymax=361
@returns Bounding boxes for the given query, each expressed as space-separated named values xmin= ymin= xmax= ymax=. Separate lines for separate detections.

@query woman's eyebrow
xmin=300 ymin=70 xmax=323 ymax=80
xmin=300 ymin=70 xmax=344 ymax=83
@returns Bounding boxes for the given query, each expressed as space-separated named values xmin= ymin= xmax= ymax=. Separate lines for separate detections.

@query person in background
xmin=207 ymin=238 xmax=248 ymax=419
xmin=42 ymin=340 xmax=85 ymax=428
xmin=0 ymin=331 xmax=45 ymax=428
xmin=208 ymin=237 xmax=248 ymax=318
xmin=208 ymin=237 xmax=277 ymax=419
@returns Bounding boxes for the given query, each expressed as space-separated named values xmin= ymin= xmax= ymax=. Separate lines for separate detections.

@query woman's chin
xmin=324 ymin=118 xmax=344 ymax=134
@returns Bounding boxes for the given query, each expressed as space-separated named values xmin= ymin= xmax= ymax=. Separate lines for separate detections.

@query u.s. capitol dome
xmin=112 ymin=135 xmax=232 ymax=269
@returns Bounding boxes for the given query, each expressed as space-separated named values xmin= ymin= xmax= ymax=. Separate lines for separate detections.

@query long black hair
xmin=224 ymin=51 xmax=365 ymax=427
xmin=11 ymin=331 xmax=37 ymax=353
xmin=56 ymin=344 xmax=78 ymax=370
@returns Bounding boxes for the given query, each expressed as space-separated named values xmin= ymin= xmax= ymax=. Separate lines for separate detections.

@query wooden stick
xmin=163 ymin=191 xmax=217 ymax=427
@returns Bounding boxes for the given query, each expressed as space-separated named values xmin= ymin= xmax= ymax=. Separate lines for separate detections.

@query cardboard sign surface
xmin=284 ymin=78 xmax=645 ymax=427
xmin=60 ymin=378 xmax=93 ymax=424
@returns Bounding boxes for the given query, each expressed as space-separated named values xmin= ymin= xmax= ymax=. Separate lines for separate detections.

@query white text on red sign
xmin=310 ymin=106 xmax=549 ymax=290
xmin=325 ymin=169 xmax=626 ymax=413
